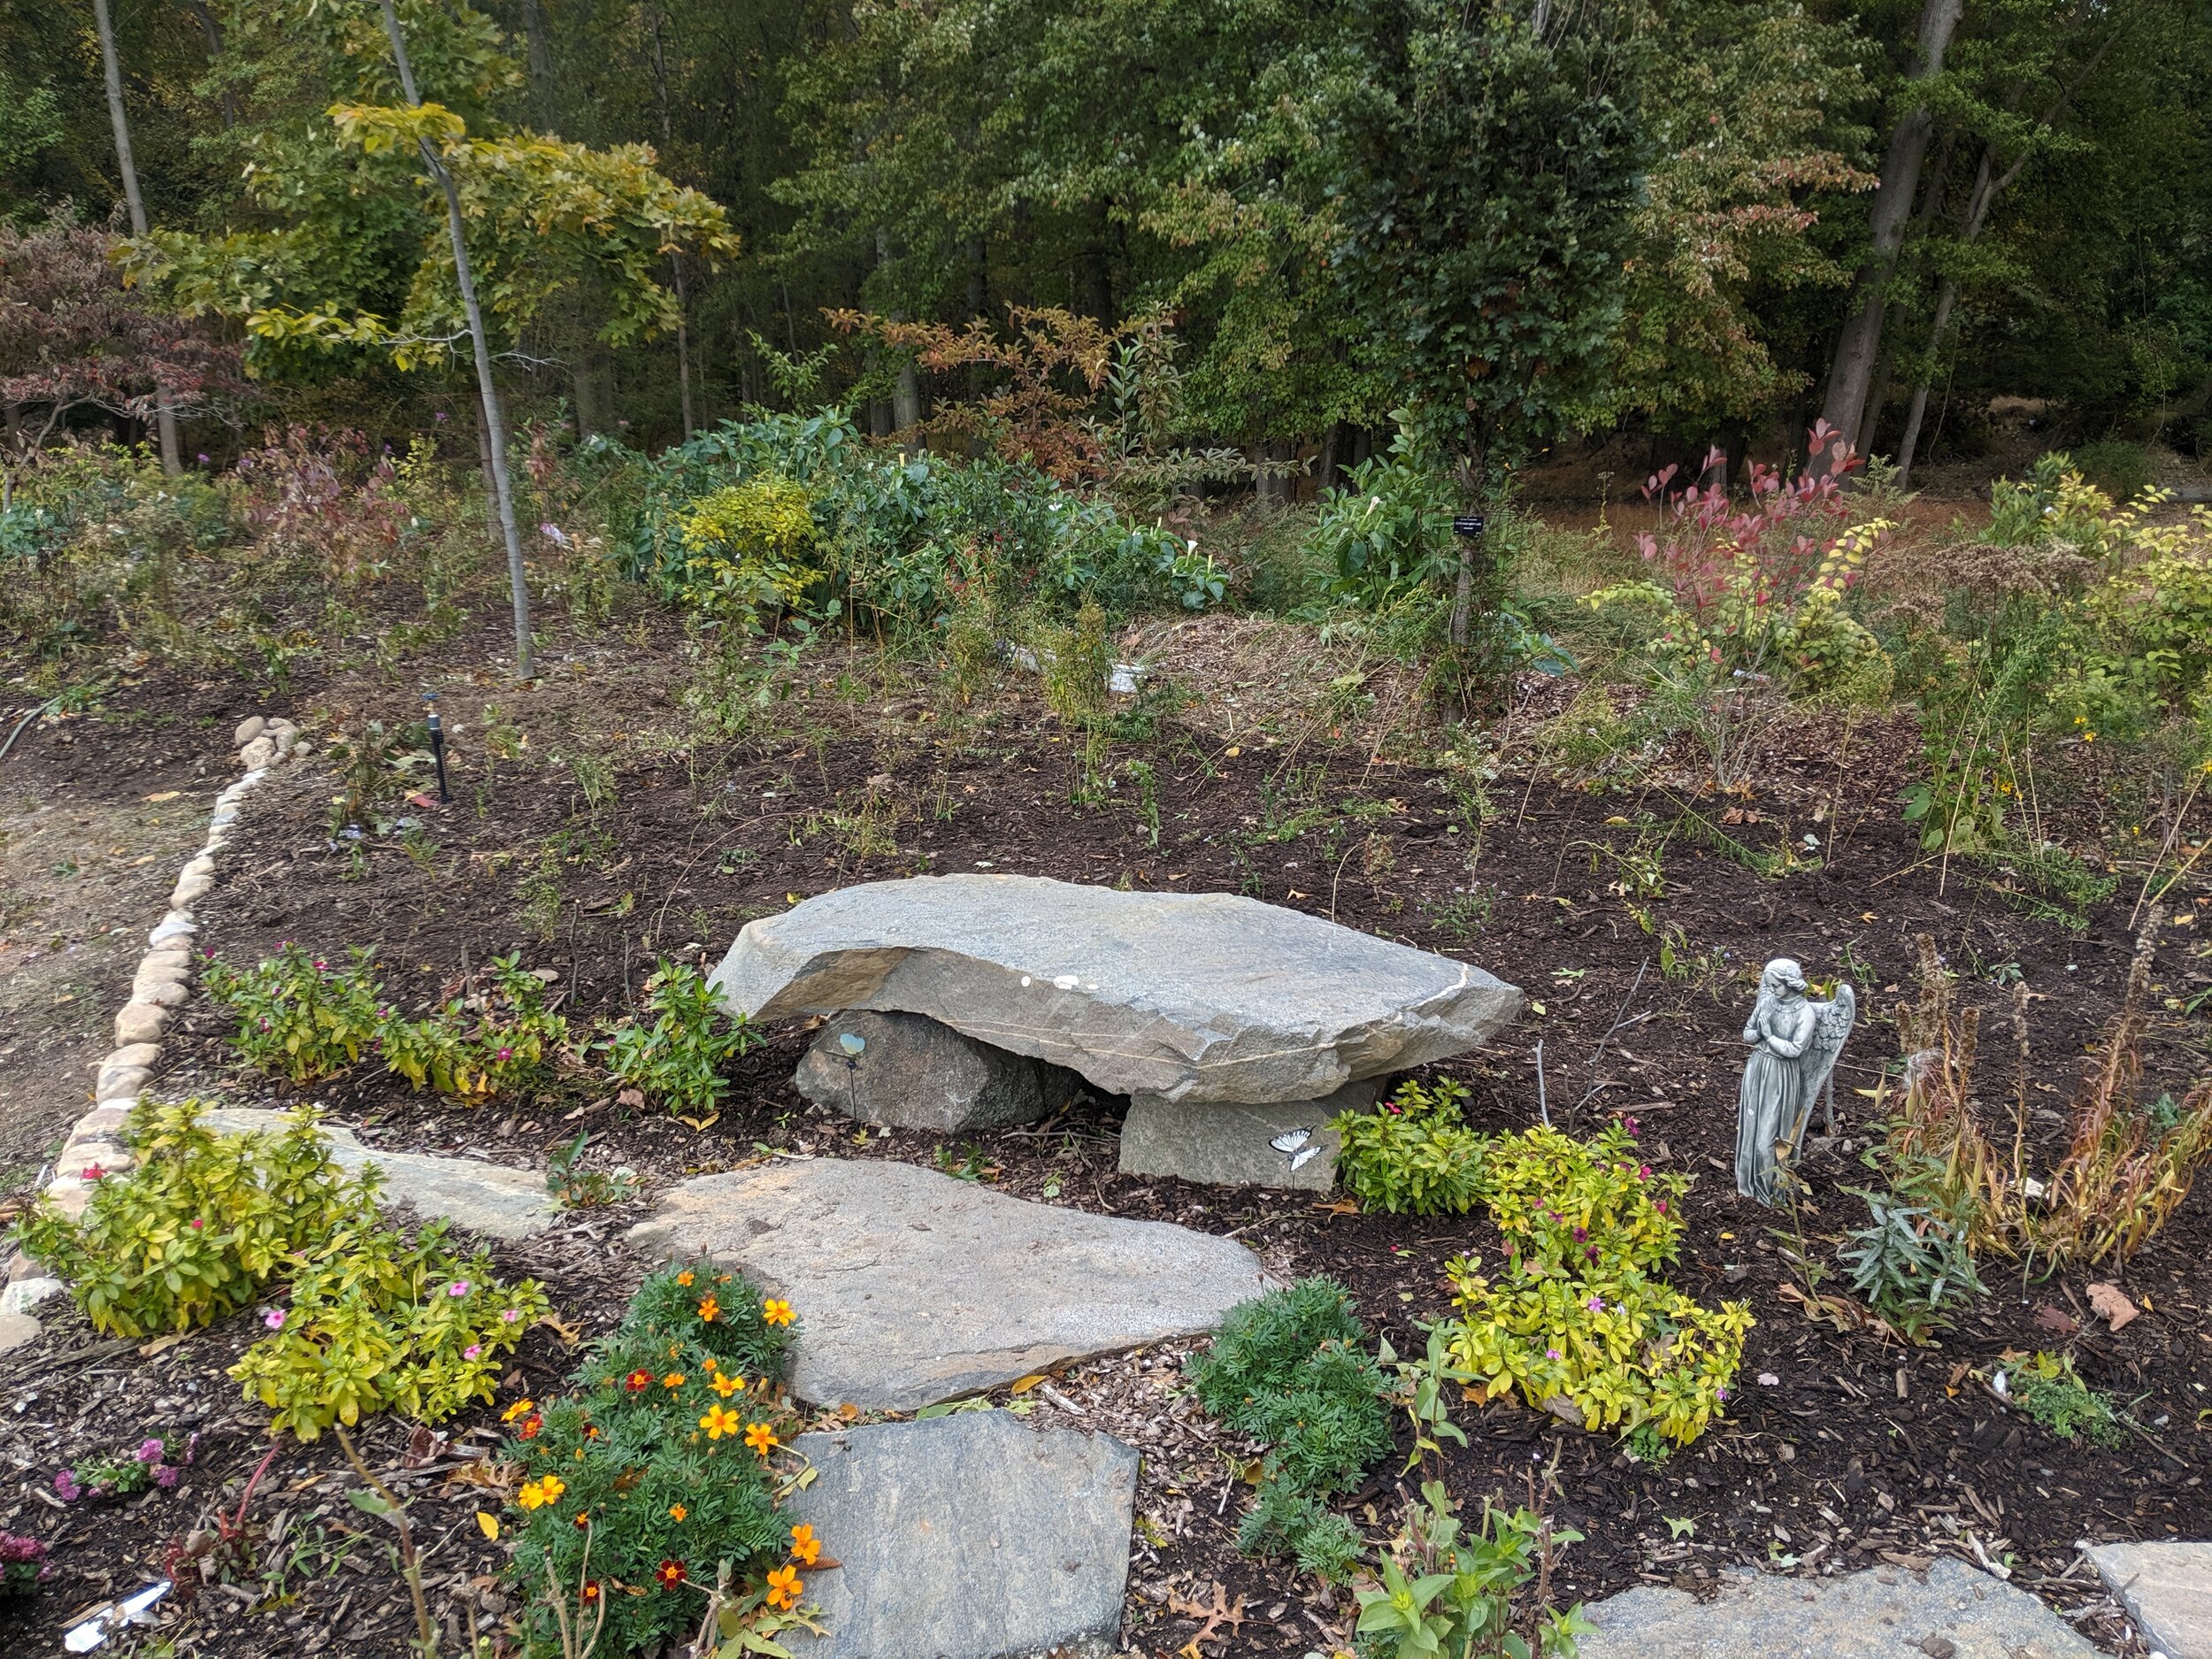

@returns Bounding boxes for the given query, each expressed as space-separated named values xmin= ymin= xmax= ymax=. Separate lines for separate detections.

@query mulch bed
xmin=1 ymin=620 xmax=2206 ymax=1657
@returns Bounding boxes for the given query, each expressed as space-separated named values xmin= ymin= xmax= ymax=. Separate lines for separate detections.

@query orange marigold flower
xmin=517 ymin=1474 xmax=565 ymax=1510
xmin=501 ymin=1398 xmax=536 ymax=1423
xmin=789 ymin=1524 xmax=821 ymax=1566
xmin=668 ymin=1503 xmax=688 ymax=1522
xmin=663 ymin=1372 xmax=687 ymax=1391
xmin=624 ymin=1369 xmax=653 ymax=1393
xmin=700 ymin=1405 xmax=742 ymax=1440
xmin=763 ymin=1299 xmax=794 ymax=1326
xmin=710 ymin=1372 xmax=743 ymax=1398
xmin=697 ymin=1294 xmax=719 ymax=1323
xmin=744 ymin=1421 xmax=779 ymax=1455
xmin=518 ymin=1414 xmax=543 ymax=1440
xmin=765 ymin=1564 xmax=802 ymax=1610
xmin=580 ymin=1581 xmax=602 ymax=1605
xmin=655 ymin=1558 xmax=687 ymax=1588
xmin=676 ymin=1271 xmax=695 ymax=1286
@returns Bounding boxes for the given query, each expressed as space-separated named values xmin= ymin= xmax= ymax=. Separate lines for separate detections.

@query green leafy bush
xmin=17 ymin=1100 xmax=371 ymax=1337
xmin=600 ymin=959 xmax=760 ymax=1116
xmin=2070 ymin=440 xmax=2154 ymax=504
xmin=1837 ymin=1187 xmax=1985 ymax=1341
xmin=1332 ymin=1077 xmax=1488 ymax=1215
xmin=505 ymin=1263 xmax=816 ymax=1655
xmin=379 ymin=953 xmax=570 ymax=1101
xmin=204 ymin=944 xmax=385 ymax=1084
xmin=1356 ymin=1479 xmax=1590 ymax=1659
xmin=1308 ymin=441 xmax=1457 ymax=609
xmin=1187 ymin=1278 xmax=1390 ymax=1582
xmin=1440 ymin=1125 xmax=1750 ymax=1446
xmin=2001 ymin=1351 xmax=2126 ymax=1447
xmin=675 ymin=475 xmax=820 ymax=618
xmin=229 ymin=1215 xmax=546 ymax=1439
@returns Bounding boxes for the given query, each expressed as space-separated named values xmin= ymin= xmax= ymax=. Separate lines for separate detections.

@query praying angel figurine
xmin=1734 ymin=958 xmax=1855 ymax=1206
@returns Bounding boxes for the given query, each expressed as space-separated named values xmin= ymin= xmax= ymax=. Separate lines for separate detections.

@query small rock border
xmin=0 ymin=713 xmax=309 ymax=1335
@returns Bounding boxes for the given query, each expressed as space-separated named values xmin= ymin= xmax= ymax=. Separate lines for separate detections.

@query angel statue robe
xmin=1735 ymin=959 xmax=1854 ymax=1206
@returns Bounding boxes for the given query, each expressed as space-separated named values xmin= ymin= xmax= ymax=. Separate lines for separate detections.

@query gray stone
xmin=784 ymin=1413 xmax=1135 ymax=1659
xmin=0 ymin=1311 xmax=40 ymax=1356
xmin=96 ymin=1067 xmax=152 ymax=1101
xmin=148 ymin=918 xmax=196 ymax=947
xmin=204 ymin=1110 xmax=558 ymax=1240
xmin=1118 ymin=1079 xmax=1371 ymax=1191
xmin=171 ymin=870 xmax=212 ymax=906
xmin=627 ymin=1156 xmax=1273 ymax=1410
xmin=1575 ymin=1556 xmax=2101 ymax=1659
xmin=711 ymin=874 xmax=1520 ymax=1106
xmin=240 ymin=736 xmax=276 ymax=770
xmin=233 ymin=715 xmax=266 ymax=747
xmin=795 ymin=1010 xmax=1074 ymax=1132
xmin=2089 ymin=1540 xmax=2212 ymax=1658
xmin=0 ymin=1277 xmax=64 ymax=1317
xmin=114 ymin=1003 xmax=168 ymax=1046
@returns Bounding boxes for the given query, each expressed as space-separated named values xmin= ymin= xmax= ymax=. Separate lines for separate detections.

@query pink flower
xmin=1545 ymin=1348 xmax=1563 ymax=1361
xmin=1625 ymin=1117 xmax=1640 ymax=1136
xmin=1585 ymin=1296 xmax=1603 ymax=1313
xmin=155 ymin=1466 xmax=180 ymax=1489
xmin=136 ymin=1440 xmax=164 ymax=1464
xmin=264 ymin=1308 xmax=286 ymax=1330
xmin=52 ymin=1471 xmax=80 ymax=1502
xmin=496 ymin=1047 xmax=513 ymax=1062
xmin=447 ymin=1280 xmax=472 ymax=1298
xmin=1638 ymin=1165 xmax=1650 ymax=1179
xmin=189 ymin=1218 xmax=204 ymax=1230
xmin=464 ymin=1344 xmax=481 ymax=1361
xmin=502 ymin=1308 xmax=521 ymax=1324
xmin=1655 ymin=1200 xmax=1668 ymax=1214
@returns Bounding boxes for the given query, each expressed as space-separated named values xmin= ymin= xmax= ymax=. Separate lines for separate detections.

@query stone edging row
xmin=0 ymin=714 xmax=309 ymax=1329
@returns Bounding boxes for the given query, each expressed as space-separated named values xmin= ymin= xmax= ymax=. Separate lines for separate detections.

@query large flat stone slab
xmin=2090 ymin=1540 xmax=2212 ymax=1659
xmin=1117 ymin=1080 xmax=1372 ymax=1192
xmin=710 ymin=874 xmax=1521 ymax=1104
xmin=784 ymin=1413 xmax=1135 ymax=1659
xmin=626 ymin=1156 xmax=1274 ymax=1410
xmin=205 ymin=1110 xmax=557 ymax=1240
xmin=1576 ymin=1556 xmax=2101 ymax=1659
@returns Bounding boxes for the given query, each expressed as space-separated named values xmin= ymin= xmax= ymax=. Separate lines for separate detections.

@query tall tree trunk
xmin=379 ymin=0 xmax=533 ymax=678
xmin=646 ymin=5 xmax=695 ymax=435
xmin=1816 ymin=0 xmax=1966 ymax=461
xmin=1448 ymin=443 xmax=1489 ymax=649
xmin=520 ymin=0 xmax=557 ymax=130
xmin=93 ymin=0 xmax=180 ymax=475
xmin=186 ymin=2 xmax=236 ymax=127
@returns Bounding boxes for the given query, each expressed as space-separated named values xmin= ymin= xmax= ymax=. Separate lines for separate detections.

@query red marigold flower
xmin=626 ymin=1369 xmax=652 ymax=1393
xmin=656 ymin=1558 xmax=687 ymax=1588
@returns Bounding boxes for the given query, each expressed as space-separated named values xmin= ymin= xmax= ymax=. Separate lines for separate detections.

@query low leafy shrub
xmin=1836 ymin=1187 xmax=1985 ymax=1341
xmin=675 ymin=475 xmax=820 ymax=620
xmin=1237 ymin=1480 xmax=1366 ymax=1582
xmin=2070 ymin=439 xmax=2154 ymax=504
xmin=16 ymin=1101 xmax=372 ymax=1336
xmin=1187 ymin=1278 xmax=1390 ymax=1582
xmin=1356 ymin=1479 xmax=1590 ymax=1659
xmin=53 ymin=1433 xmax=197 ymax=1503
xmin=379 ymin=953 xmax=570 ymax=1101
xmin=1308 ymin=439 xmax=1457 ymax=609
xmin=204 ymin=944 xmax=385 ymax=1084
xmin=505 ymin=1263 xmax=816 ymax=1655
xmin=1331 ymin=1077 xmax=1488 ymax=1215
xmin=2001 ymin=1350 xmax=2126 ymax=1447
xmin=1441 ymin=1124 xmax=1749 ymax=1446
xmin=229 ymin=1215 xmax=546 ymax=1438
xmin=599 ymin=959 xmax=760 ymax=1117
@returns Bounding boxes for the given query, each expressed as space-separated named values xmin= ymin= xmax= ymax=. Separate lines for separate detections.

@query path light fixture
xmin=424 ymin=690 xmax=450 ymax=803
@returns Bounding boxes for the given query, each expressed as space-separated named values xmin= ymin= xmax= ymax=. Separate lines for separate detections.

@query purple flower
xmin=264 ymin=1308 xmax=286 ymax=1330
xmin=196 ymin=452 xmax=211 ymax=465
xmin=1572 ymin=1225 xmax=1587 ymax=1241
xmin=181 ymin=1433 xmax=199 ymax=1465
xmin=136 ymin=1439 xmax=165 ymax=1464
xmin=447 ymin=1280 xmax=472 ymax=1298
xmin=52 ymin=1471 xmax=80 ymax=1502
xmin=434 ymin=411 xmax=449 ymax=422
xmin=1586 ymin=1296 xmax=1604 ymax=1313
xmin=1716 ymin=1386 xmax=1729 ymax=1402
xmin=496 ymin=1047 xmax=513 ymax=1063
xmin=155 ymin=1465 xmax=180 ymax=1489
xmin=1545 ymin=1348 xmax=1562 ymax=1362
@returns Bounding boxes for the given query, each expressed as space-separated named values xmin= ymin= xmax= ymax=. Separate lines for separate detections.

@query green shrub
xmin=1331 ymin=1077 xmax=1488 ymax=1215
xmin=505 ymin=1263 xmax=815 ymax=1655
xmin=600 ymin=960 xmax=761 ymax=1116
xmin=675 ymin=475 xmax=820 ymax=619
xmin=204 ymin=944 xmax=385 ymax=1084
xmin=1187 ymin=1278 xmax=1391 ymax=1583
xmin=379 ymin=952 xmax=570 ymax=1101
xmin=17 ymin=1100 xmax=371 ymax=1337
xmin=1356 ymin=1479 xmax=1591 ymax=1659
xmin=2001 ymin=1350 xmax=2126 ymax=1447
xmin=1837 ymin=1187 xmax=1985 ymax=1341
xmin=1308 ymin=443 xmax=1457 ymax=610
xmin=2070 ymin=440 xmax=2154 ymax=504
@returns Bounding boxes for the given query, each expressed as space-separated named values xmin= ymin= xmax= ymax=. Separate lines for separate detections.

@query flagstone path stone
xmin=204 ymin=1110 xmax=558 ymax=1240
xmin=782 ymin=1412 xmax=1136 ymax=1659
xmin=1574 ymin=1555 xmax=2101 ymax=1659
xmin=2088 ymin=1540 xmax=2212 ymax=1658
xmin=710 ymin=873 xmax=1521 ymax=1106
xmin=626 ymin=1156 xmax=1275 ymax=1410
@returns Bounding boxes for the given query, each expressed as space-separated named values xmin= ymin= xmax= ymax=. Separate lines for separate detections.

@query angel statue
xmin=1735 ymin=958 xmax=1855 ymax=1206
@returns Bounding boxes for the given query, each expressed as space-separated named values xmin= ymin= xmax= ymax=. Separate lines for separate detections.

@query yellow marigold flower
xmin=765 ymin=1564 xmax=802 ymax=1610
xmin=701 ymin=1405 xmax=742 ymax=1440
xmin=789 ymin=1524 xmax=821 ymax=1566
xmin=697 ymin=1294 xmax=719 ymax=1323
xmin=710 ymin=1372 xmax=743 ymax=1397
xmin=669 ymin=1503 xmax=688 ymax=1522
xmin=763 ymin=1299 xmax=795 ymax=1326
xmin=744 ymin=1421 xmax=779 ymax=1455
xmin=501 ymin=1398 xmax=536 ymax=1423
xmin=518 ymin=1473 xmax=567 ymax=1511
xmin=676 ymin=1271 xmax=695 ymax=1286
xmin=663 ymin=1372 xmax=687 ymax=1391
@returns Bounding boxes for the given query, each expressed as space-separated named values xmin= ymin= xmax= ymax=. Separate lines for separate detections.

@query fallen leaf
xmin=1008 ymin=1374 xmax=1046 ymax=1395
xmin=2032 ymin=1302 xmax=2078 ymax=1336
xmin=675 ymin=1111 xmax=719 ymax=1131
xmin=1312 ymin=1197 xmax=1360 ymax=1217
xmin=537 ymin=1312 xmax=583 ymax=1345
xmin=138 ymin=1333 xmax=188 ymax=1358
xmin=2086 ymin=1282 xmax=2138 ymax=1332
xmin=142 ymin=790 xmax=180 ymax=803
xmin=616 ymin=1087 xmax=646 ymax=1110
xmin=406 ymin=792 xmax=439 ymax=809
xmin=476 ymin=1511 xmax=500 ymax=1540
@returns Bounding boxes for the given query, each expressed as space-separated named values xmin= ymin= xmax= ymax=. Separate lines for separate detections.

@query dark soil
xmin=1 ymin=625 xmax=2205 ymax=1658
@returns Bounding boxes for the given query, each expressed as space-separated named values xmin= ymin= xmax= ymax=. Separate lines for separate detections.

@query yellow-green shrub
xmin=675 ymin=477 xmax=819 ymax=617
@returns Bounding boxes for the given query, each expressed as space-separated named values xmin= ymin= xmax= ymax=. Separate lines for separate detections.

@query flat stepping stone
xmin=784 ymin=1412 xmax=1135 ymax=1659
xmin=626 ymin=1157 xmax=1273 ymax=1410
xmin=1577 ymin=1555 xmax=2101 ymax=1658
xmin=205 ymin=1110 xmax=558 ymax=1240
xmin=710 ymin=873 xmax=1520 ymax=1105
xmin=2089 ymin=1540 xmax=2212 ymax=1658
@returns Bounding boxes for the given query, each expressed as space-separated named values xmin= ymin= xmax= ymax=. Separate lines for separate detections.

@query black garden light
xmin=424 ymin=689 xmax=450 ymax=803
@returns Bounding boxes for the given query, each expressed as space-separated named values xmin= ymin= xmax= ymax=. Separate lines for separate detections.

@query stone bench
xmin=712 ymin=874 xmax=1521 ymax=1189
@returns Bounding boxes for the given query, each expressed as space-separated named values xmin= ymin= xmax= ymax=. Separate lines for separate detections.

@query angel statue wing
xmin=1791 ymin=982 xmax=1856 ymax=1145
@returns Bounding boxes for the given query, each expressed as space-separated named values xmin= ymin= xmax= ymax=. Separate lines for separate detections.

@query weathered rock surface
xmin=627 ymin=1156 xmax=1273 ymax=1410
xmin=794 ymin=1010 xmax=1079 ymax=1132
xmin=1575 ymin=1556 xmax=2100 ymax=1659
xmin=1118 ymin=1079 xmax=1370 ymax=1191
xmin=784 ymin=1413 xmax=1135 ymax=1659
xmin=114 ymin=1003 xmax=168 ymax=1046
xmin=0 ymin=1311 xmax=41 ymax=1356
xmin=205 ymin=1110 xmax=557 ymax=1239
xmin=2089 ymin=1540 xmax=2212 ymax=1659
xmin=710 ymin=874 xmax=1520 ymax=1105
